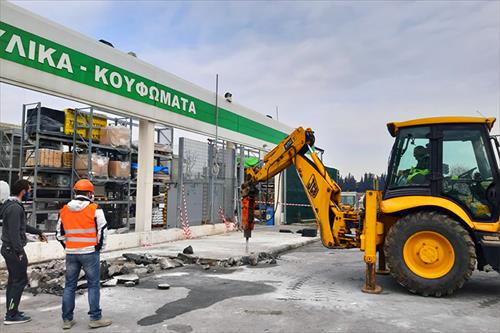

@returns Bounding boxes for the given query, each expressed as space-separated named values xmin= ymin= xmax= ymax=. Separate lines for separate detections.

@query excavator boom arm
xmin=240 ymin=126 xmax=381 ymax=294
xmin=241 ymin=127 xmax=352 ymax=248
xmin=245 ymin=127 xmax=341 ymax=203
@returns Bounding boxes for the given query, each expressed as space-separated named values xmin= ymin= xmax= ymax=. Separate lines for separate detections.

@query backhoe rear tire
xmin=384 ymin=211 xmax=476 ymax=297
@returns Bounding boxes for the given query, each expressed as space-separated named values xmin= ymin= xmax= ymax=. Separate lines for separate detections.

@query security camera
xmin=224 ymin=92 xmax=232 ymax=103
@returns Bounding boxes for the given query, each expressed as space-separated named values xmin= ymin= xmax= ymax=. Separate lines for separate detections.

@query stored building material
xmin=25 ymin=148 xmax=62 ymax=168
xmin=26 ymin=107 xmax=65 ymax=136
xmin=52 ymin=174 xmax=71 ymax=187
xmin=75 ymin=153 xmax=109 ymax=178
xmin=154 ymin=143 xmax=173 ymax=154
xmin=64 ymin=108 xmax=107 ymax=141
xmin=62 ymin=152 xmax=73 ymax=168
xmin=100 ymin=126 xmax=130 ymax=148
xmin=109 ymin=161 xmax=130 ymax=178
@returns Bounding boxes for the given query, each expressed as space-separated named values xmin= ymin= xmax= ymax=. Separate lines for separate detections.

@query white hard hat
xmin=0 ymin=181 xmax=9 ymax=204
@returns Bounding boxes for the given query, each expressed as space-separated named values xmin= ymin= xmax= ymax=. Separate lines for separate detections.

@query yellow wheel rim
xmin=403 ymin=231 xmax=455 ymax=279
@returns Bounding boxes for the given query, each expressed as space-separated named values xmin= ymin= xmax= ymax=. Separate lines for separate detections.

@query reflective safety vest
xmin=407 ymin=167 xmax=430 ymax=183
xmin=60 ymin=203 xmax=98 ymax=249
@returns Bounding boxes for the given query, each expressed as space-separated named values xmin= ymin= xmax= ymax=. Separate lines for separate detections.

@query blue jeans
xmin=62 ymin=252 xmax=102 ymax=321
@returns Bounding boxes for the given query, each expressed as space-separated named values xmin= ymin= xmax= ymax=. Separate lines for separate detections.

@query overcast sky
xmin=1 ymin=1 xmax=499 ymax=178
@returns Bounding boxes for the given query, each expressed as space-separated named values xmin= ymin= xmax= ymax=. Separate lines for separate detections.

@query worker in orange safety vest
xmin=56 ymin=179 xmax=111 ymax=330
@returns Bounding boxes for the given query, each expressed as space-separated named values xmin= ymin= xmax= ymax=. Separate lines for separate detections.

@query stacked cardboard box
xmin=75 ymin=154 xmax=109 ymax=178
xmin=62 ymin=152 xmax=73 ymax=168
xmin=154 ymin=143 xmax=173 ymax=154
xmin=100 ymin=126 xmax=130 ymax=148
xmin=109 ymin=161 xmax=130 ymax=178
xmin=25 ymin=149 xmax=62 ymax=168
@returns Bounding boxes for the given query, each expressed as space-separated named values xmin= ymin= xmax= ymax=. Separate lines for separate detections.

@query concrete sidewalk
xmin=101 ymin=225 xmax=319 ymax=263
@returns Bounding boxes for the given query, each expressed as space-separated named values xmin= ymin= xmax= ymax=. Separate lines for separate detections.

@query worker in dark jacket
xmin=0 ymin=180 xmax=47 ymax=325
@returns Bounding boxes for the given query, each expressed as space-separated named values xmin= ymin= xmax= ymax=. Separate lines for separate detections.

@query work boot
xmin=63 ymin=319 xmax=76 ymax=329
xmin=88 ymin=318 xmax=112 ymax=329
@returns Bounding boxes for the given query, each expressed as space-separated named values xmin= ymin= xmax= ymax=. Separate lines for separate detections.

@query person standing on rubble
xmin=0 ymin=179 xmax=48 ymax=325
xmin=56 ymin=179 xmax=112 ymax=330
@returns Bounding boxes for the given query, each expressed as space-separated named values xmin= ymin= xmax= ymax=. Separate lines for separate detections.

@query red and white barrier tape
xmin=180 ymin=185 xmax=192 ymax=239
xmin=256 ymin=201 xmax=311 ymax=208
xmin=218 ymin=206 xmax=234 ymax=232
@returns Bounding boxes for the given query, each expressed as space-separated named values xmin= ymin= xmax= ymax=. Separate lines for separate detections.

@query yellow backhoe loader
xmin=241 ymin=116 xmax=500 ymax=296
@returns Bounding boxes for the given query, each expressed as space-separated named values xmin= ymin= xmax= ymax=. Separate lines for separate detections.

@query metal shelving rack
xmin=18 ymin=102 xmax=135 ymax=230
xmin=0 ymin=124 xmax=21 ymax=186
xmin=20 ymin=102 xmax=71 ymax=228
xmin=69 ymin=106 xmax=133 ymax=229
xmin=153 ymin=126 xmax=173 ymax=228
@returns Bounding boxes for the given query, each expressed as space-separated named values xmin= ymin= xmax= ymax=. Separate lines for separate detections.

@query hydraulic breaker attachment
xmin=241 ymin=196 xmax=255 ymax=240
xmin=241 ymin=193 xmax=255 ymax=253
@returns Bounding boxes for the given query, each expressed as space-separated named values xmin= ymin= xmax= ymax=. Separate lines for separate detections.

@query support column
xmin=224 ymin=141 xmax=235 ymax=219
xmin=136 ymin=119 xmax=155 ymax=233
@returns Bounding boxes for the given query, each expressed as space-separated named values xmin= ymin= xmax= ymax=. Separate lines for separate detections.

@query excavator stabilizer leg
xmin=362 ymin=262 xmax=383 ymax=294
xmin=361 ymin=191 xmax=383 ymax=294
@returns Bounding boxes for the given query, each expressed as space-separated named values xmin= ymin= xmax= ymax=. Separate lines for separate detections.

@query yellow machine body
xmin=241 ymin=116 xmax=500 ymax=296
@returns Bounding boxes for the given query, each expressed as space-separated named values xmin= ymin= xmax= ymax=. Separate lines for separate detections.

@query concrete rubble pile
xmin=0 ymin=245 xmax=278 ymax=296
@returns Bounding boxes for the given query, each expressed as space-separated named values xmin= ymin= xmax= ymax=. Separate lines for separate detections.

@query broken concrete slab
xmin=159 ymin=258 xmax=179 ymax=270
xmin=120 ymin=262 xmax=137 ymax=274
xmin=77 ymin=280 xmax=88 ymax=289
xmin=198 ymin=258 xmax=219 ymax=266
xmin=173 ymin=259 xmax=185 ymax=267
xmin=227 ymin=257 xmax=237 ymax=266
xmin=102 ymin=278 xmax=118 ymax=287
xmin=133 ymin=268 xmax=148 ymax=275
xmin=29 ymin=279 xmax=39 ymax=288
xmin=248 ymin=253 xmax=259 ymax=266
xmin=100 ymin=261 xmax=109 ymax=280
xmin=124 ymin=281 xmax=135 ymax=287
xmin=123 ymin=253 xmax=158 ymax=265
xmin=116 ymin=274 xmax=139 ymax=284
xmin=183 ymin=245 xmax=194 ymax=254
xmin=108 ymin=264 xmax=122 ymax=277
xmin=177 ymin=253 xmax=198 ymax=264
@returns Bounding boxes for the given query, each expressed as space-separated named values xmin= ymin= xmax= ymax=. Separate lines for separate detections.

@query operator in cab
xmin=399 ymin=145 xmax=430 ymax=185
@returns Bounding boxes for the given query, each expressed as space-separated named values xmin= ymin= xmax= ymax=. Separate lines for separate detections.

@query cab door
xmin=439 ymin=124 xmax=500 ymax=222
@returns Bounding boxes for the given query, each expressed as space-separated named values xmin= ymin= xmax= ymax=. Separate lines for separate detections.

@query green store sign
xmin=0 ymin=21 xmax=287 ymax=145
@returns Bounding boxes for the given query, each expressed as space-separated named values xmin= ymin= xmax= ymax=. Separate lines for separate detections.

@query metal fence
xmin=167 ymin=137 xmax=236 ymax=228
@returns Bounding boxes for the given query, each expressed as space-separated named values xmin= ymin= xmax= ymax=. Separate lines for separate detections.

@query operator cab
xmin=385 ymin=117 xmax=500 ymax=222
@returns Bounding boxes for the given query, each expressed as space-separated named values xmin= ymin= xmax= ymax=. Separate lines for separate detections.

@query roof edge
xmin=387 ymin=116 xmax=497 ymax=137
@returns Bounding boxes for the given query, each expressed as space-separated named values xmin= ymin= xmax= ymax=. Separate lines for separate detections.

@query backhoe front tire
xmin=384 ymin=211 xmax=476 ymax=297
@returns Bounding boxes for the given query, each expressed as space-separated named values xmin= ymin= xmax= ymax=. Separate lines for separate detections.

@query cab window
xmin=442 ymin=127 xmax=495 ymax=219
xmin=388 ymin=127 xmax=431 ymax=189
